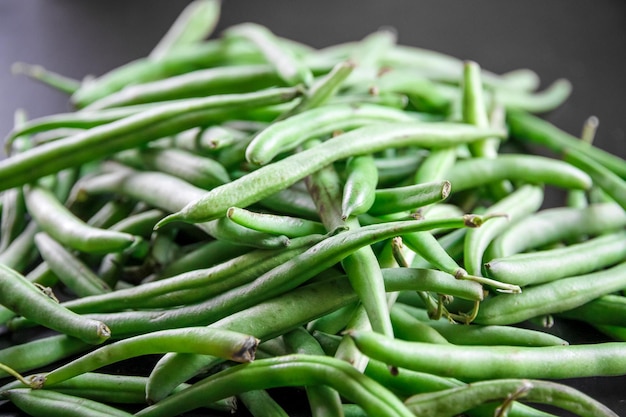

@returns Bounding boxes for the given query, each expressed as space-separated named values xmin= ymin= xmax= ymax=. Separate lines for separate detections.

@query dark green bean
xmin=341 ymin=155 xmax=378 ymax=219
xmin=368 ymin=179 xmax=451 ymax=216
xmin=558 ymin=295 xmax=626 ymax=328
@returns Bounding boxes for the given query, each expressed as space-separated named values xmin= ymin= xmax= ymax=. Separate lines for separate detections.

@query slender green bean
xmin=348 ymin=329 xmax=626 ymax=379
xmin=485 ymin=231 xmax=626 ymax=286
xmin=29 ymin=327 xmax=258 ymax=389
xmin=558 ymin=295 xmax=626 ymax=328
xmin=341 ymin=155 xmax=378 ymax=219
xmin=475 ymin=261 xmax=626 ymax=325
xmin=226 ymin=206 xmax=327 ymax=237
xmin=404 ymin=378 xmax=618 ymax=417
xmin=0 ymin=263 xmax=110 ymax=344
xmin=138 ymin=354 xmax=415 ymax=417
xmin=149 ymin=0 xmax=221 ymax=59
xmin=368 ymin=180 xmax=451 ymax=216
xmin=158 ymin=122 xmax=504 ymax=226
xmin=1 ymin=389 xmax=135 ymax=417
xmin=24 ymin=184 xmax=137 ymax=254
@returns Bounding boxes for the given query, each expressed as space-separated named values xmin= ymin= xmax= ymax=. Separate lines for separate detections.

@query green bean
xmin=280 ymin=59 xmax=355 ymax=120
xmin=52 ymin=236 xmax=319 ymax=315
xmin=152 ymin=238 xmax=251 ymax=280
xmin=375 ymin=151 xmax=426 ymax=186
xmin=0 ymin=220 xmax=39 ymax=272
xmin=224 ymin=22 xmax=314 ymax=86
xmin=564 ymin=148 xmax=626 ymax=210
xmin=475 ymin=261 xmax=626 ymax=325
xmin=507 ymin=109 xmax=626 ymax=179
xmin=364 ymin=360 xmax=554 ymax=417
xmin=70 ymin=39 xmax=264 ymax=107
xmin=445 ymin=155 xmax=591 ymax=193
xmin=0 ymin=263 xmax=110 ymax=344
xmin=86 ymin=64 xmax=284 ymax=110
xmin=464 ymin=184 xmax=544 ymax=277
xmin=485 ymin=231 xmax=626 ymax=286
xmin=404 ymin=378 xmax=618 ymax=417
xmin=86 ymin=199 xmax=135 ymax=229
xmin=0 ymin=87 xmax=300 ymax=191
xmin=11 ymin=62 xmax=80 ymax=94
xmin=0 ymin=188 xmax=26 ymax=251
xmin=0 ymin=335 xmax=90 ymax=379
xmin=258 ymin=184 xmax=320 ymax=220
xmin=158 ymin=122 xmax=504 ymax=226
xmin=376 ymin=69 xmax=452 ymax=114
xmin=304 ymin=149 xmax=393 ymax=339
xmin=381 ymin=268 xmax=484 ymax=302
xmin=348 ymin=329 xmax=626 ymax=380
xmin=113 ymin=146 xmax=230 ymax=189
xmin=34 ymin=232 xmax=112 ymax=297
xmin=245 ymin=103 xmax=420 ymax=166
xmin=24 ymin=184 xmax=136 ymax=254
xmin=1 ymin=389 xmax=135 ymax=417
xmin=558 ymin=295 xmax=626 ymax=328
xmin=488 ymin=203 xmax=626 ymax=259
xmin=146 ymin=259 xmax=488 ymax=403
xmin=396 ymin=304 xmax=569 ymax=347
xmin=138 ymin=354 xmax=414 ymax=417
xmin=368 ymin=179 xmax=451 ymax=216
xmin=238 ymin=389 xmax=290 ymax=417
xmin=227 ymin=206 xmax=327 ymax=237
xmin=341 ymin=155 xmax=378 ymax=219
xmin=148 ymin=0 xmax=221 ymax=59
xmin=27 ymin=327 xmax=258 ymax=389
xmin=390 ymin=304 xmax=450 ymax=344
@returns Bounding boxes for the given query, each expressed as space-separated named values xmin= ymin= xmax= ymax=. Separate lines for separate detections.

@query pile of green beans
xmin=1 ymin=1 xmax=626 ymax=416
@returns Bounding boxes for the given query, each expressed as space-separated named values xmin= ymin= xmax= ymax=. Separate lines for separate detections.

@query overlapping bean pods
xmin=1 ymin=2 xmax=625 ymax=417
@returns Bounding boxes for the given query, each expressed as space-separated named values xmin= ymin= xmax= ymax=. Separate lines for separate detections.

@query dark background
xmin=1 ymin=1 xmax=625 ymax=416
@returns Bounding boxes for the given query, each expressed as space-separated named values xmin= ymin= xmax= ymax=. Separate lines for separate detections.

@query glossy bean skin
xmin=0 ymin=87 xmax=300 ymax=191
xmin=558 ymin=295 xmax=626 ymax=328
xmin=341 ymin=155 xmax=379 ymax=219
xmin=475 ymin=261 xmax=626 ymax=325
xmin=158 ymin=122 xmax=504 ymax=225
xmin=0 ymin=263 xmax=110 ymax=344
xmin=404 ymin=378 xmax=618 ymax=417
xmin=507 ymin=109 xmax=626 ymax=179
xmin=485 ymin=231 xmax=626 ymax=286
xmin=1 ymin=389 xmax=134 ymax=417
xmin=28 ymin=327 xmax=258 ymax=389
xmin=368 ymin=180 xmax=451 ymax=216
xmin=488 ymin=203 xmax=626 ymax=259
xmin=244 ymin=103 xmax=421 ymax=166
xmin=445 ymin=154 xmax=591 ymax=193
xmin=24 ymin=184 xmax=137 ymax=254
xmin=34 ymin=232 xmax=112 ymax=297
xmin=138 ymin=355 xmax=415 ymax=417
xmin=349 ymin=329 xmax=626 ymax=380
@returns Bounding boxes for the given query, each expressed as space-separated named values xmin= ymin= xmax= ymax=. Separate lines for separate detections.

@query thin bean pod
xmin=475 ymin=261 xmax=626 ymax=325
xmin=158 ymin=122 xmax=504 ymax=225
xmin=368 ymin=179 xmax=451 ymax=216
xmin=404 ymin=378 xmax=618 ymax=417
xmin=24 ymin=184 xmax=137 ymax=254
xmin=445 ymin=155 xmax=591 ymax=193
xmin=564 ymin=148 xmax=626 ymax=210
xmin=485 ymin=231 xmax=626 ymax=286
xmin=226 ymin=206 xmax=327 ymax=237
xmin=348 ymin=329 xmax=626 ymax=380
xmin=0 ymin=87 xmax=300 ymax=190
xmin=507 ymin=109 xmax=626 ymax=179
xmin=148 ymin=0 xmax=221 ymax=59
xmin=558 ymin=295 xmax=626 ymax=328
xmin=29 ymin=327 xmax=258 ymax=389
xmin=488 ymin=203 xmax=626 ymax=259
xmin=0 ymin=263 xmax=110 ymax=344
xmin=245 ymin=102 xmax=420 ymax=166
xmin=138 ymin=354 xmax=415 ymax=417
xmin=1 ymin=389 xmax=134 ymax=417
xmin=341 ymin=155 xmax=379 ymax=219
xmin=224 ymin=22 xmax=314 ymax=86
xmin=34 ymin=232 xmax=112 ymax=297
